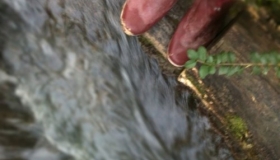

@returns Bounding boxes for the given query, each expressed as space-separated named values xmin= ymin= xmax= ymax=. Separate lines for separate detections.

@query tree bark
xmin=140 ymin=1 xmax=280 ymax=160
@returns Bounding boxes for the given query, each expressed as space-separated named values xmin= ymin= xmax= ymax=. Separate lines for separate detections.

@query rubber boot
xmin=120 ymin=0 xmax=177 ymax=36
xmin=168 ymin=0 xmax=235 ymax=67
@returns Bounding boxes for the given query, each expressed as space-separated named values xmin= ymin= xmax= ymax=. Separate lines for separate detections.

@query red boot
xmin=120 ymin=0 xmax=177 ymax=36
xmin=168 ymin=0 xmax=235 ymax=67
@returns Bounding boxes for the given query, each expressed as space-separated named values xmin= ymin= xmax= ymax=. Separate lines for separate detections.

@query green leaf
xmin=185 ymin=60 xmax=197 ymax=69
xmin=252 ymin=66 xmax=261 ymax=74
xmin=228 ymin=53 xmax=236 ymax=63
xmin=275 ymin=66 xmax=280 ymax=72
xmin=237 ymin=68 xmax=244 ymax=74
xmin=276 ymin=53 xmax=280 ymax=61
xmin=198 ymin=46 xmax=207 ymax=55
xmin=209 ymin=66 xmax=216 ymax=75
xmin=199 ymin=65 xmax=210 ymax=79
xmin=215 ymin=54 xmax=222 ymax=64
xmin=274 ymin=66 xmax=280 ymax=78
xmin=266 ymin=53 xmax=277 ymax=64
xmin=207 ymin=56 xmax=214 ymax=64
xmin=218 ymin=66 xmax=230 ymax=75
xmin=198 ymin=47 xmax=207 ymax=62
xmin=250 ymin=52 xmax=261 ymax=63
xmin=260 ymin=56 xmax=267 ymax=64
xmin=277 ymin=70 xmax=280 ymax=78
xmin=221 ymin=52 xmax=229 ymax=62
xmin=262 ymin=66 xmax=269 ymax=75
xmin=226 ymin=66 xmax=240 ymax=76
xmin=187 ymin=49 xmax=198 ymax=60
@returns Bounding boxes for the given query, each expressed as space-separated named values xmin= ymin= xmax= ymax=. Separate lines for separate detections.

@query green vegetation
xmin=184 ymin=46 xmax=280 ymax=79
xmin=226 ymin=115 xmax=248 ymax=140
xmin=183 ymin=1 xmax=280 ymax=79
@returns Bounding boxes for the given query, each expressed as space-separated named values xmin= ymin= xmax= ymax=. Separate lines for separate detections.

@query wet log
xmin=140 ymin=1 xmax=280 ymax=160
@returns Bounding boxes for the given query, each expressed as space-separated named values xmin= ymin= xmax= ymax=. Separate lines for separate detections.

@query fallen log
xmin=140 ymin=1 xmax=280 ymax=160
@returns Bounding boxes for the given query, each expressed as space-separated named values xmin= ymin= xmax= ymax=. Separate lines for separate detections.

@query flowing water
xmin=0 ymin=0 xmax=233 ymax=159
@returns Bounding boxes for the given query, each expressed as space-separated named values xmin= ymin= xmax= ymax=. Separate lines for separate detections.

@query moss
xmin=226 ymin=115 xmax=248 ymax=140
xmin=138 ymin=36 xmax=153 ymax=47
xmin=138 ymin=36 xmax=164 ymax=59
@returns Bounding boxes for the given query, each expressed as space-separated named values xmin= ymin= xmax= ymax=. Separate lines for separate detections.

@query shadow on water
xmin=0 ymin=0 xmax=233 ymax=159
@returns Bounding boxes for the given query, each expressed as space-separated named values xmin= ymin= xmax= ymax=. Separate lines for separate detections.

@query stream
xmin=0 ymin=0 xmax=233 ymax=159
